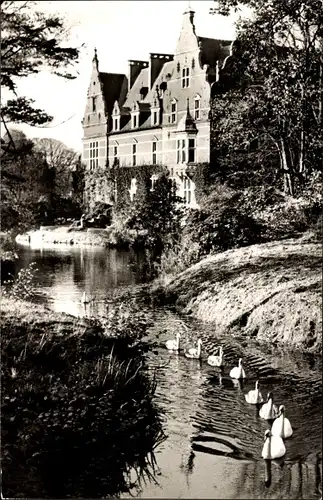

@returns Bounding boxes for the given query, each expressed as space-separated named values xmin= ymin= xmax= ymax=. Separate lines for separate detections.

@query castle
xmin=82 ymin=7 xmax=232 ymax=209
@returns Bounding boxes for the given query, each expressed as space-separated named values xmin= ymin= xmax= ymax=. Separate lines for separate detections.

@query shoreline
xmin=152 ymin=235 xmax=322 ymax=354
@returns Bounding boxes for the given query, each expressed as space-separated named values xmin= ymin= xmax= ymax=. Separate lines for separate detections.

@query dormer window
xmin=131 ymin=103 xmax=140 ymax=129
xmin=182 ymin=67 xmax=190 ymax=88
xmin=194 ymin=95 xmax=201 ymax=120
xmin=160 ymin=81 xmax=167 ymax=97
xmin=171 ymin=99 xmax=177 ymax=124
xmin=113 ymin=117 xmax=120 ymax=131
xmin=92 ymin=97 xmax=97 ymax=112
xmin=140 ymin=86 xmax=148 ymax=100
xmin=152 ymin=111 xmax=158 ymax=126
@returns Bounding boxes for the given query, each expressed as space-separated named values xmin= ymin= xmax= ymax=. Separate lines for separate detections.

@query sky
xmin=5 ymin=1 xmax=240 ymax=153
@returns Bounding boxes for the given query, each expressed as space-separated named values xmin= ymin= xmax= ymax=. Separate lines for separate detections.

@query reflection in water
xmin=13 ymin=244 xmax=323 ymax=499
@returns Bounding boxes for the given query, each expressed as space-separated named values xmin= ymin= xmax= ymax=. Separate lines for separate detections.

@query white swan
xmin=185 ymin=338 xmax=202 ymax=359
xmin=166 ymin=332 xmax=181 ymax=351
xmin=261 ymin=429 xmax=286 ymax=460
xmin=245 ymin=380 xmax=264 ymax=404
xmin=207 ymin=346 xmax=224 ymax=367
xmin=271 ymin=405 xmax=293 ymax=439
xmin=259 ymin=392 xmax=280 ymax=420
xmin=229 ymin=358 xmax=246 ymax=379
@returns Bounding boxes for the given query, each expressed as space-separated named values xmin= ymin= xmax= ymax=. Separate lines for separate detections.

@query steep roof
xmin=123 ymin=67 xmax=149 ymax=109
xmin=99 ymin=72 xmax=127 ymax=114
xmin=198 ymin=37 xmax=232 ymax=68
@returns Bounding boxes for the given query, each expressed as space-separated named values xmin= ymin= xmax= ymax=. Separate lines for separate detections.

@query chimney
xmin=128 ymin=60 xmax=149 ymax=89
xmin=149 ymin=53 xmax=174 ymax=89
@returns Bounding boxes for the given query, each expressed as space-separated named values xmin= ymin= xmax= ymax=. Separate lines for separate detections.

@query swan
xmin=271 ymin=405 xmax=293 ymax=439
xmin=229 ymin=358 xmax=246 ymax=379
xmin=185 ymin=338 xmax=202 ymax=359
xmin=166 ymin=332 xmax=181 ymax=351
xmin=259 ymin=392 xmax=280 ymax=420
xmin=207 ymin=346 xmax=224 ymax=367
xmin=245 ymin=380 xmax=264 ymax=404
xmin=261 ymin=429 xmax=286 ymax=460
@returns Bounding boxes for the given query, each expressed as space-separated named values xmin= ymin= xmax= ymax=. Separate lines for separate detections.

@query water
xmin=12 ymin=244 xmax=323 ymax=499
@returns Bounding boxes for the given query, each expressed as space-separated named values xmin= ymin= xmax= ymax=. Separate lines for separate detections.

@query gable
xmin=99 ymin=72 xmax=128 ymax=115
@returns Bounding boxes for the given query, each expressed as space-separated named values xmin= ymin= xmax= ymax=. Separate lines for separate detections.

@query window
xmin=132 ymin=143 xmax=137 ymax=166
xmin=177 ymin=139 xmax=186 ymax=164
xmin=132 ymin=114 xmax=138 ymax=128
xmin=150 ymin=174 xmax=158 ymax=191
xmin=129 ymin=178 xmax=137 ymax=202
xmin=89 ymin=141 xmax=99 ymax=170
xmin=194 ymin=98 xmax=200 ymax=120
xmin=182 ymin=67 xmax=190 ymax=88
xmin=113 ymin=118 xmax=119 ymax=131
xmin=184 ymin=177 xmax=192 ymax=205
xmin=113 ymin=145 xmax=118 ymax=165
xmin=152 ymin=110 xmax=158 ymax=126
xmin=188 ymin=138 xmax=196 ymax=163
xmin=171 ymin=101 xmax=177 ymax=123
xmin=152 ymin=141 xmax=157 ymax=165
xmin=92 ymin=97 xmax=96 ymax=112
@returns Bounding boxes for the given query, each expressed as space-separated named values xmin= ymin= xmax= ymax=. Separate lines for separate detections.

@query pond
xmin=12 ymin=244 xmax=323 ymax=499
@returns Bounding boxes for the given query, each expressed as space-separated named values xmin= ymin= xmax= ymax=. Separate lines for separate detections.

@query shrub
xmin=2 ymin=262 xmax=38 ymax=300
xmin=1 ymin=300 xmax=165 ymax=498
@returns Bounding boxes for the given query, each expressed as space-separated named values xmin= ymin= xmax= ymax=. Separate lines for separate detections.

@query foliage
xmin=128 ymin=173 xmax=185 ymax=258
xmin=210 ymin=0 xmax=323 ymax=196
xmin=84 ymin=202 xmax=113 ymax=228
xmin=1 ymin=0 xmax=80 ymax=127
xmin=1 ymin=130 xmax=53 ymax=230
xmin=107 ymin=209 xmax=136 ymax=247
xmin=32 ymin=138 xmax=80 ymax=198
xmin=2 ymin=262 xmax=38 ymax=300
xmin=1 ymin=130 xmax=84 ymax=230
xmin=71 ymin=157 xmax=86 ymax=207
xmin=1 ymin=298 xmax=165 ymax=498
xmin=114 ymin=164 xmax=166 ymax=210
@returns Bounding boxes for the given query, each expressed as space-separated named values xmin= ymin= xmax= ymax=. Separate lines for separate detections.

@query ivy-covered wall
xmin=83 ymin=163 xmax=211 ymax=213
xmin=114 ymin=164 xmax=166 ymax=210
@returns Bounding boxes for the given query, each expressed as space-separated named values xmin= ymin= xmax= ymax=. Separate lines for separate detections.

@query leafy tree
xmin=32 ymin=138 xmax=80 ymax=198
xmin=210 ymin=0 xmax=323 ymax=195
xmin=0 ymin=129 xmax=53 ymax=230
xmin=1 ymin=0 xmax=80 ymax=144
xmin=129 ymin=173 xmax=184 ymax=256
xmin=71 ymin=157 xmax=86 ymax=207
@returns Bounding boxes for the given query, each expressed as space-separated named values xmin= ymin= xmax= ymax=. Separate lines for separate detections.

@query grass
xmin=1 ymin=297 xmax=166 ymax=498
xmin=154 ymin=236 xmax=322 ymax=353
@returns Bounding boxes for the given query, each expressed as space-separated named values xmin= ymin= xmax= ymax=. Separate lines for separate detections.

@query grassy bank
xmin=153 ymin=235 xmax=322 ymax=354
xmin=1 ymin=297 xmax=165 ymax=498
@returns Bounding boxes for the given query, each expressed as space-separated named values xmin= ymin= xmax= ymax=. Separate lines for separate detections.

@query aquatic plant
xmin=1 ymin=302 xmax=166 ymax=498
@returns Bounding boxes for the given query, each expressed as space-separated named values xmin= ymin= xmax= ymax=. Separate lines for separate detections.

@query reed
xmin=2 ymin=297 xmax=165 ymax=498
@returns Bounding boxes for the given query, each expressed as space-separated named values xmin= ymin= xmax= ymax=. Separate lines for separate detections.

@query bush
xmin=2 ymin=262 xmax=38 ymax=300
xmin=1 ymin=299 xmax=165 ymax=498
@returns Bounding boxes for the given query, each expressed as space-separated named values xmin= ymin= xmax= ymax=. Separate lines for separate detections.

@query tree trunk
xmin=280 ymin=138 xmax=294 ymax=196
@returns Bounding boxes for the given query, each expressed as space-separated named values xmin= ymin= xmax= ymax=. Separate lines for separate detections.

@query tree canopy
xmin=1 ymin=0 xmax=80 ymax=132
xmin=210 ymin=0 xmax=323 ymax=195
